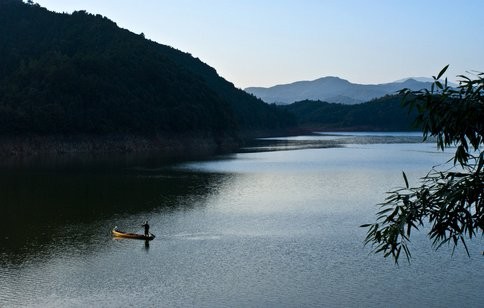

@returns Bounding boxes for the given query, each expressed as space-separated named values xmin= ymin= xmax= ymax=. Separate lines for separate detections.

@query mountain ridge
xmin=245 ymin=76 xmax=434 ymax=105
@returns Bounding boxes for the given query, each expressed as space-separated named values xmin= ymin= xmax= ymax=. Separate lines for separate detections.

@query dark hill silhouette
xmin=281 ymin=94 xmax=419 ymax=131
xmin=0 ymin=0 xmax=295 ymax=154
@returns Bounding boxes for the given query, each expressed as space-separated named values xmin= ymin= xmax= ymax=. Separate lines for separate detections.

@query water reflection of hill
xmin=242 ymin=132 xmax=428 ymax=153
xmin=0 ymin=166 xmax=226 ymax=264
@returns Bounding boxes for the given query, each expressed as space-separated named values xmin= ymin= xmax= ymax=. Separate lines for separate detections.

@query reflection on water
xmin=0 ymin=165 xmax=226 ymax=263
xmin=1 ymin=133 xmax=483 ymax=307
xmin=243 ymin=131 xmax=429 ymax=152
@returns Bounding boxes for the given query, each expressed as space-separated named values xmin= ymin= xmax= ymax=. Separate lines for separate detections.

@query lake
xmin=1 ymin=132 xmax=483 ymax=307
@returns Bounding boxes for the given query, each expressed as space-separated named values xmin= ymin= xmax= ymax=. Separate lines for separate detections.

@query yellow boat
xmin=112 ymin=227 xmax=155 ymax=241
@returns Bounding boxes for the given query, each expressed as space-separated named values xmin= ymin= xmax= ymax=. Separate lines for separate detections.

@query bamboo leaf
xmin=435 ymin=81 xmax=443 ymax=90
xmin=402 ymin=171 xmax=409 ymax=189
xmin=437 ymin=65 xmax=449 ymax=80
xmin=477 ymin=152 xmax=484 ymax=173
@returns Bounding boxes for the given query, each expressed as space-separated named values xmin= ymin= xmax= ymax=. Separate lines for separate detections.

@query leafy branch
xmin=362 ymin=66 xmax=484 ymax=263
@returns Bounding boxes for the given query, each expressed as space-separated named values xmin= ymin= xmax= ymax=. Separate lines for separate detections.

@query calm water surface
xmin=1 ymin=132 xmax=483 ymax=307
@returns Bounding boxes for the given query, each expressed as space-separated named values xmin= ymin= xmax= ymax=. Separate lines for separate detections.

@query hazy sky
xmin=34 ymin=0 xmax=484 ymax=88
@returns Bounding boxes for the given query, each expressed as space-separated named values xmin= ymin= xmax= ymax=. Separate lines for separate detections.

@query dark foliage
xmin=0 ymin=0 xmax=295 ymax=138
xmin=362 ymin=66 xmax=484 ymax=263
xmin=282 ymin=94 xmax=419 ymax=131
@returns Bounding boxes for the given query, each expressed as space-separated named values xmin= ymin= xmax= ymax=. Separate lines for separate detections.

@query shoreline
xmin=0 ymin=128 xmax=422 ymax=166
xmin=0 ymin=134 xmax=240 ymax=165
xmin=0 ymin=128 xmax=310 ymax=157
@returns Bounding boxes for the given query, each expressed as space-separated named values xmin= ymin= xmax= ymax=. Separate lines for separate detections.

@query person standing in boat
xmin=142 ymin=221 xmax=150 ymax=236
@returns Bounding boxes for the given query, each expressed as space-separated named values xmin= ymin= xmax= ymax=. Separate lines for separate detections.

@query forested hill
xmin=0 ymin=0 xmax=295 ymax=143
xmin=282 ymin=95 xmax=419 ymax=131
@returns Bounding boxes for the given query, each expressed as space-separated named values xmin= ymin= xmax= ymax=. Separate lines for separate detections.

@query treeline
xmin=282 ymin=94 xmax=419 ymax=131
xmin=0 ymin=0 xmax=295 ymax=141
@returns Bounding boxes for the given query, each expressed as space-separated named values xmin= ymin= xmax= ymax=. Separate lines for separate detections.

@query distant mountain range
xmin=245 ymin=77 xmax=435 ymax=105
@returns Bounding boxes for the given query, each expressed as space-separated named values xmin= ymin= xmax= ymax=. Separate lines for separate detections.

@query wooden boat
xmin=112 ymin=227 xmax=155 ymax=241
